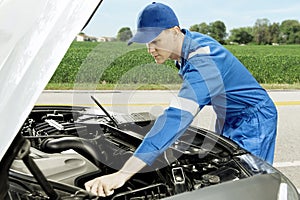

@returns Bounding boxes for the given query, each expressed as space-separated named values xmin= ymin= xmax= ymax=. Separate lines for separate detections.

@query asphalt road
xmin=36 ymin=89 xmax=300 ymax=191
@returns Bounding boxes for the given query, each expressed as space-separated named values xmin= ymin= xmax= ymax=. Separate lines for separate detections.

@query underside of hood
xmin=0 ymin=0 xmax=101 ymax=161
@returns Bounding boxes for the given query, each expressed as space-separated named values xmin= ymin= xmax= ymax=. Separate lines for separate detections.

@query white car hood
xmin=0 ymin=0 xmax=101 ymax=161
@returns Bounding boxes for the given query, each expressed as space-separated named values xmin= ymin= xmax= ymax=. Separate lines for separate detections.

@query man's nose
xmin=147 ymin=43 xmax=155 ymax=53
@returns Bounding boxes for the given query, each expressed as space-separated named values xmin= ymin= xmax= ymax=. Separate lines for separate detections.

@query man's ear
xmin=173 ymin=26 xmax=181 ymax=33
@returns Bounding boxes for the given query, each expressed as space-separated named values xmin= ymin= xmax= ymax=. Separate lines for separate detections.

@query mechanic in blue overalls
xmin=85 ymin=2 xmax=278 ymax=197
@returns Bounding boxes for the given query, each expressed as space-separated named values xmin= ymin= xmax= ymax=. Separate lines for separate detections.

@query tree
xmin=293 ymin=32 xmax=300 ymax=44
xmin=189 ymin=21 xmax=226 ymax=44
xmin=198 ymin=22 xmax=210 ymax=34
xmin=229 ymin=27 xmax=253 ymax=44
xmin=117 ymin=27 xmax=132 ymax=42
xmin=253 ymin=18 xmax=270 ymax=45
xmin=209 ymin=20 xmax=227 ymax=44
xmin=189 ymin=22 xmax=209 ymax=34
xmin=280 ymin=20 xmax=300 ymax=44
xmin=268 ymin=23 xmax=280 ymax=44
xmin=189 ymin=24 xmax=200 ymax=32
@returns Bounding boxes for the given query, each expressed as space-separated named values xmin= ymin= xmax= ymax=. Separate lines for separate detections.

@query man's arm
xmin=84 ymin=155 xmax=146 ymax=197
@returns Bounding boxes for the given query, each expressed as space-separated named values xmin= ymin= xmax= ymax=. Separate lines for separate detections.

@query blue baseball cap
xmin=128 ymin=2 xmax=179 ymax=45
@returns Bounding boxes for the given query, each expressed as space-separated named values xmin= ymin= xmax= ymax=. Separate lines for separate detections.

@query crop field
xmin=226 ymin=45 xmax=300 ymax=84
xmin=49 ymin=42 xmax=300 ymax=89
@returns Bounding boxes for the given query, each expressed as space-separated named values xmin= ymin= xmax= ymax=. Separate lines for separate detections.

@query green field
xmin=47 ymin=42 xmax=300 ymax=90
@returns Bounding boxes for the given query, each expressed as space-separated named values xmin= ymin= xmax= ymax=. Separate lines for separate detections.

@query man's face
xmin=146 ymin=29 xmax=175 ymax=64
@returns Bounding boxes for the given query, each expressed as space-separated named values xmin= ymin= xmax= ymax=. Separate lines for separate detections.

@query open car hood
xmin=0 ymin=0 xmax=101 ymax=161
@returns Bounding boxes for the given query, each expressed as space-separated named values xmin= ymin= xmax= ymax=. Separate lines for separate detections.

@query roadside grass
xmin=45 ymin=83 xmax=181 ymax=90
xmin=261 ymin=83 xmax=300 ymax=90
xmin=45 ymin=83 xmax=300 ymax=90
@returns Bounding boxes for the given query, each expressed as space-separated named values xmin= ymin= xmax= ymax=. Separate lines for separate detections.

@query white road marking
xmin=273 ymin=161 xmax=300 ymax=168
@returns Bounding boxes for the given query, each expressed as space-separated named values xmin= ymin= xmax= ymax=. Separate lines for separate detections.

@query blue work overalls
xmin=134 ymin=29 xmax=277 ymax=165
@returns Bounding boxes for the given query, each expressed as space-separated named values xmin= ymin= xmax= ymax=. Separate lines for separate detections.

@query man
xmin=85 ymin=2 xmax=278 ymax=197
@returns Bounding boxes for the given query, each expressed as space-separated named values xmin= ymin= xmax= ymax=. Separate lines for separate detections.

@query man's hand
xmin=84 ymin=156 xmax=147 ymax=197
xmin=84 ymin=172 xmax=125 ymax=197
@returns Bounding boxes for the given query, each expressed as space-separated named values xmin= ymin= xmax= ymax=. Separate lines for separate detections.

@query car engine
xmin=9 ymin=105 xmax=252 ymax=200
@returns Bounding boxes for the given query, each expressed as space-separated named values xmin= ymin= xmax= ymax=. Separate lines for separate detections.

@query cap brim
xmin=127 ymin=27 xmax=164 ymax=45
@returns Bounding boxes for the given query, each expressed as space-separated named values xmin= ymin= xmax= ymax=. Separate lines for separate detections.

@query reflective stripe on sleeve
xmin=169 ymin=97 xmax=199 ymax=116
xmin=188 ymin=46 xmax=211 ymax=59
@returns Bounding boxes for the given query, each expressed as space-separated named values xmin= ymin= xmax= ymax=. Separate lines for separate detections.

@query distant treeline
xmin=116 ymin=19 xmax=300 ymax=45
xmin=189 ymin=19 xmax=300 ymax=45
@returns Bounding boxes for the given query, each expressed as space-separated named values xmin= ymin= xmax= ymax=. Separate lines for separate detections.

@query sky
xmin=83 ymin=0 xmax=300 ymax=37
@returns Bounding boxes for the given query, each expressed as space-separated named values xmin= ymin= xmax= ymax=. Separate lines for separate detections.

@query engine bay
xmin=9 ymin=105 xmax=251 ymax=199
